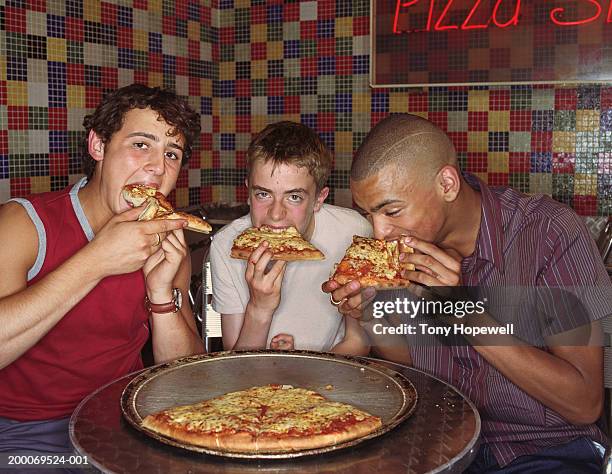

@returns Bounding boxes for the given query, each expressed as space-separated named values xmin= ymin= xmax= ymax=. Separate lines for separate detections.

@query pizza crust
xmin=398 ymin=240 xmax=415 ymax=273
xmin=142 ymin=415 xmax=220 ymax=447
xmin=231 ymin=246 xmax=325 ymax=261
xmin=334 ymin=273 xmax=411 ymax=289
xmin=142 ymin=415 xmax=381 ymax=453
xmin=254 ymin=416 xmax=382 ymax=451
xmin=161 ymin=211 xmax=213 ymax=234
xmin=143 ymin=416 xmax=257 ymax=451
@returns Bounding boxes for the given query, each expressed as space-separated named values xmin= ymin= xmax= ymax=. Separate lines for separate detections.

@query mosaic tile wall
xmin=1 ymin=0 xmax=611 ymax=216
xmin=211 ymin=0 xmax=612 ymax=216
xmin=0 ymin=0 xmax=216 ymax=208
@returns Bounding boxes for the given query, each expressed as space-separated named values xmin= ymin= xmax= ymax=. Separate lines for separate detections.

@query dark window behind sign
xmin=371 ymin=0 xmax=612 ymax=87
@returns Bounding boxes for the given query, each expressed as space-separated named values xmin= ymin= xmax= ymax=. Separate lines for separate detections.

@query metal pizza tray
xmin=121 ymin=350 xmax=417 ymax=459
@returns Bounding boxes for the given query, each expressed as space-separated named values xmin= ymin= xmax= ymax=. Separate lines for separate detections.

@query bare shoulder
xmin=0 ymin=202 xmax=40 ymax=285
xmin=0 ymin=201 xmax=39 ymax=245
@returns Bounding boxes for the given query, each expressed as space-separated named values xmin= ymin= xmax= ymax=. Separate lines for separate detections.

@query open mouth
xmin=128 ymin=181 xmax=160 ymax=190
xmin=265 ymin=225 xmax=291 ymax=233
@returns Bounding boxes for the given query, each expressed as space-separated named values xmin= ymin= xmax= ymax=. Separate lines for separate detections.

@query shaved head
xmin=351 ymin=114 xmax=457 ymax=184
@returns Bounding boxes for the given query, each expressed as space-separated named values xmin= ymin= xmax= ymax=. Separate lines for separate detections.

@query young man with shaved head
xmin=210 ymin=121 xmax=371 ymax=354
xmin=324 ymin=114 xmax=610 ymax=472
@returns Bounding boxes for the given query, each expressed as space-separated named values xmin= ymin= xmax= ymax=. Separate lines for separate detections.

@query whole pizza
xmin=141 ymin=384 xmax=382 ymax=453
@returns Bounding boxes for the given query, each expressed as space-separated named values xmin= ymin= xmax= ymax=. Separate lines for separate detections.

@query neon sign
xmin=392 ymin=0 xmax=612 ymax=33
xmin=371 ymin=0 xmax=612 ymax=86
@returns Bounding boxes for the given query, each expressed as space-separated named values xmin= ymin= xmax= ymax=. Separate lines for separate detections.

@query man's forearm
xmin=150 ymin=308 xmax=205 ymax=363
xmin=360 ymin=319 xmax=412 ymax=365
xmin=232 ymin=303 xmax=275 ymax=350
xmin=475 ymin=344 xmax=603 ymax=424
xmin=449 ymin=308 xmax=603 ymax=424
xmin=332 ymin=317 xmax=370 ymax=356
xmin=146 ymin=280 xmax=204 ymax=362
xmin=331 ymin=338 xmax=370 ymax=356
xmin=0 ymin=250 xmax=103 ymax=369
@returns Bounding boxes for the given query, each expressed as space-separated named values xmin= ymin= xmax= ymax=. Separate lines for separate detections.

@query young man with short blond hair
xmin=210 ymin=121 xmax=371 ymax=353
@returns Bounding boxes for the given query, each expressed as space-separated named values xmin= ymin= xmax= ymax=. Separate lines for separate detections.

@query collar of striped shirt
xmin=462 ymin=172 xmax=505 ymax=273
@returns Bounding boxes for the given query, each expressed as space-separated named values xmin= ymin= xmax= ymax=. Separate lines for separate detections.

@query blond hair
xmin=247 ymin=121 xmax=332 ymax=191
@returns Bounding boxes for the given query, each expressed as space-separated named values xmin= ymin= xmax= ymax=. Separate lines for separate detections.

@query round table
xmin=70 ymin=358 xmax=480 ymax=474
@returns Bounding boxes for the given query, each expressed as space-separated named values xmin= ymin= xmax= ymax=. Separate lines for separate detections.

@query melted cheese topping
xmin=124 ymin=184 xmax=157 ymax=199
xmin=156 ymin=385 xmax=376 ymax=436
xmin=123 ymin=185 xmax=174 ymax=217
xmin=233 ymin=226 xmax=318 ymax=252
xmin=343 ymin=237 xmax=400 ymax=280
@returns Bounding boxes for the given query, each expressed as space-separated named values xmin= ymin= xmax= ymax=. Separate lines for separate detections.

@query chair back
xmin=194 ymin=248 xmax=222 ymax=352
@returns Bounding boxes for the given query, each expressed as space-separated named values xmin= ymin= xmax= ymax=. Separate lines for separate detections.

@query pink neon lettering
xmin=550 ymin=0 xmax=602 ymax=26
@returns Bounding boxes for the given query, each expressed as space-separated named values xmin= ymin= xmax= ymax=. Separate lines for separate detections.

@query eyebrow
xmin=251 ymin=185 xmax=273 ymax=193
xmin=370 ymin=199 xmax=404 ymax=213
xmin=126 ymin=132 xmax=184 ymax=151
xmin=251 ymin=185 xmax=307 ymax=194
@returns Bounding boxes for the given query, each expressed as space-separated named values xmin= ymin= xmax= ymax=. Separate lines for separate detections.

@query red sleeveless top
xmin=0 ymin=182 xmax=149 ymax=421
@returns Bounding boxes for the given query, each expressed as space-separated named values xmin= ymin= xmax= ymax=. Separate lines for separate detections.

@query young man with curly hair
xmin=0 ymin=84 xmax=205 ymax=452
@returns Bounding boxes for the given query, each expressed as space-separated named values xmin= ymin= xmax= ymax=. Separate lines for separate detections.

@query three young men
xmin=3 ymin=86 xmax=608 ymax=472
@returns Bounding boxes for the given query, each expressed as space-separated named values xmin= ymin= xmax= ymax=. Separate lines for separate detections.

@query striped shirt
xmin=410 ymin=173 xmax=611 ymax=467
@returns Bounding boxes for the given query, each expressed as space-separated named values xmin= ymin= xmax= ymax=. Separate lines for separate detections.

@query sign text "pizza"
xmin=392 ymin=0 xmax=612 ymax=33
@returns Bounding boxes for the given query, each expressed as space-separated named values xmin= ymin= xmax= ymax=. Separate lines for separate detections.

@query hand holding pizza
xmin=143 ymin=228 xmax=188 ymax=296
xmin=245 ymin=241 xmax=287 ymax=315
xmin=399 ymin=236 xmax=462 ymax=287
xmin=321 ymin=279 xmax=377 ymax=321
xmin=88 ymin=206 xmax=186 ymax=277
xmin=270 ymin=333 xmax=294 ymax=350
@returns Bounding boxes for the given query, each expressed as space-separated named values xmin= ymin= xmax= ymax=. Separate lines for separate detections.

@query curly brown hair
xmin=82 ymin=84 xmax=201 ymax=179
xmin=247 ymin=121 xmax=332 ymax=192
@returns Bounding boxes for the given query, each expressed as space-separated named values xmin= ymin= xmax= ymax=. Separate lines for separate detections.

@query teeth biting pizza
xmin=141 ymin=384 xmax=382 ymax=453
xmin=122 ymin=184 xmax=212 ymax=234
xmin=230 ymin=226 xmax=324 ymax=261
xmin=331 ymin=236 xmax=414 ymax=288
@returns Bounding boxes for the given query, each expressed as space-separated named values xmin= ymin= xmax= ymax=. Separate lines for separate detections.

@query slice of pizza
xmin=141 ymin=384 xmax=382 ymax=453
xmin=230 ymin=226 xmax=324 ymax=261
xmin=331 ymin=236 xmax=414 ymax=288
xmin=122 ymin=184 xmax=212 ymax=234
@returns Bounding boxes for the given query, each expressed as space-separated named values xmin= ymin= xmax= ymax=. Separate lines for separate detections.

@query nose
xmin=145 ymin=151 xmax=165 ymax=176
xmin=372 ymin=215 xmax=394 ymax=240
xmin=268 ymin=198 xmax=286 ymax=222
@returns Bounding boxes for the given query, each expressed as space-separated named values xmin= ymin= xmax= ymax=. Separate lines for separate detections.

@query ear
xmin=88 ymin=130 xmax=105 ymax=162
xmin=437 ymin=166 xmax=460 ymax=203
xmin=313 ymin=186 xmax=329 ymax=212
